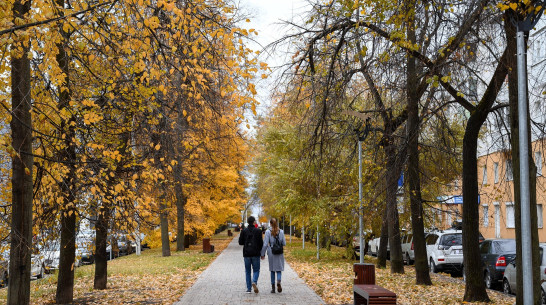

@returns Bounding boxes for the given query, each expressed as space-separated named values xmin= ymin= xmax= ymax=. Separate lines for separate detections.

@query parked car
xmin=76 ymin=232 xmax=95 ymax=265
xmin=401 ymin=233 xmax=414 ymax=265
xmin=368 ymin=236 xmax=389 ymax=257
xmin=352 ymin=230 xmax=371 ymax=258
xmin=426 ymin=229 xmax=464 ymax=273
xmin=41 ymin=241 xmax=60 ymax=273
xmin=479 ymin=239 xmax=516 ymax=289
xmin=30 ymin=255 xmax=44 ymax=279
xmin=0 ymin=250 xmax=8 ymax=287
xmin=503 ymin=243 xmax=546 ymax=300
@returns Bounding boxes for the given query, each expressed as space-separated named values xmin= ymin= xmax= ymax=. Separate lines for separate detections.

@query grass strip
xmin=0 ymin=230 xmax=233 ymax=304
xmin=284 ymin=236 xmax=515 ymax=305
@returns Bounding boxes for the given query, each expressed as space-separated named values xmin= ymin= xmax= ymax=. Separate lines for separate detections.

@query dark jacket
xmin=238 ymin=226 xmax=263 ymax=257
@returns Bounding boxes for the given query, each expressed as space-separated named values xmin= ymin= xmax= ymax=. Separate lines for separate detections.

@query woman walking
xmin=260 ymin=218 xmax=286 ymax=293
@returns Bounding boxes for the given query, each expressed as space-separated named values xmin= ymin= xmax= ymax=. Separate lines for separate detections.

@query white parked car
xmin=76 ymin=231 xmax=95 ymax=265
xmin=503 ymin=243 xmax=546 ymax=303
xmin=40 ymin=240 xmax=60 ymax=273
xmin=0 ymin=250 xmax=8 ymax=286
xmin=368 ymin=236 xmax=389 ymax=257
xmin=401 ymin=233 xmax=414 ymax=265
xmin=425 ymin=229 xmax=463 ymax=273
xmin=31 ymin=255 xmax=44 ymax=279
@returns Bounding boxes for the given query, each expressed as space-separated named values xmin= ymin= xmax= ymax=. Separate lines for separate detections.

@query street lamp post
xmin=358 ymin=139 xmax=364 ymax=263
xmin=511 ymin=3 xmax=546 ymax=304
xmin=343 ymin=111 xmax=371 ymax=263
xmin=517 ymin=27 xmax=534 ymax=305
xmin=357 ymin=119 xmax=370 ymax=264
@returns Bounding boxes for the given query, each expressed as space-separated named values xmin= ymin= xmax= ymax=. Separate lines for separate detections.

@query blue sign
xmin=398 ymin=173 xmax=403 ymax=187
xmin=453 ymin=196 xmax=463 ymax=204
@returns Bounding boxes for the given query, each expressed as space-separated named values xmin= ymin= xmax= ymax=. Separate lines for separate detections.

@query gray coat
xmin=261 ymin=229 xmax=286 ymax=272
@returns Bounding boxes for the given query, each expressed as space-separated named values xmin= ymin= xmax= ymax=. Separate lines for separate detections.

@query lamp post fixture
xmin=510 ymin=3 xmax=546 ymax=304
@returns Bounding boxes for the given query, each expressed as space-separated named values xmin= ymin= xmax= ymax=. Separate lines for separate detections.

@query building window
xmin=482 ymin=205 xmax=489 ymax=227
xmin=506 ymin=203 xmax=515 ymax=228
xmin=538 ymin=204 xmax=543 ymax=228
xmin=482 ymin=166 xmax=487 ymax=184
xmin=535 ymin=151 xmax=542 ymax=176
xmin=506 ymin=159 xmax=513 ymax=181
xmin=494 ymin=162 xmax=499 ymax=183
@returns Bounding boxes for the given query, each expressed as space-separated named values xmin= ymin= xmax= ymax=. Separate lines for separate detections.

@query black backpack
xmin=271 ymin=234 xmax=283 ymax=255
xmin=245 ymin=229 xmax=255 ymax=249
xmin=243 ymin=228 xmax=260 ymax=256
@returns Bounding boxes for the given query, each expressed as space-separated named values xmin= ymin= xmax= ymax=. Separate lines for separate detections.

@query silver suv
xmin=425 ymin=229 xmax=463 ymax=273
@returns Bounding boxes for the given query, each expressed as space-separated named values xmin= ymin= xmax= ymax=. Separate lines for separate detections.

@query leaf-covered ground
xmin=284 ymin=238 xmax=515 ymax=305
xmin=0 ymin=231 xmax=234 ymax=304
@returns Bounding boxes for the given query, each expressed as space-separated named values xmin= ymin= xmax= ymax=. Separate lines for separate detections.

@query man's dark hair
xmin=247 ymin=216 xmax=255 ymax=226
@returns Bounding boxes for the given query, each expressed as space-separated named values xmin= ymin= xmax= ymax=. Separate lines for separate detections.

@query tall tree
xmin=404 ymin=0 xmax=432 ymax=285
xmin=7 ymin=1 xmax=33 ymax=304
xmin=54 ymin=0 xmax=78 ymax=302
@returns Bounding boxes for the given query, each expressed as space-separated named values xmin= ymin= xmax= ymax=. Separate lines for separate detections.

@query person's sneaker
xmin=246 ymin=290 xmax=252 ymax=294
xmin=252 ymin=283 xmax=259 ymax=293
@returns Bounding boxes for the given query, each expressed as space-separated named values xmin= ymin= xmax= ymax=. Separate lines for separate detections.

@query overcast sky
xmin=239 ymin=0 xmax=309 ymax=113
xmin=238 ymin=0 xmax=310 ymax=219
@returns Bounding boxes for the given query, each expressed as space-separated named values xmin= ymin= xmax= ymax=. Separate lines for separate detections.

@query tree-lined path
xmin=174 ymin=235 xmax=324 ymax=305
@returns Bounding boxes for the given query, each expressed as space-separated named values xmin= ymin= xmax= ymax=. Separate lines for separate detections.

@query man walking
xmin=238 ymin=216 xmax=263 ymax=293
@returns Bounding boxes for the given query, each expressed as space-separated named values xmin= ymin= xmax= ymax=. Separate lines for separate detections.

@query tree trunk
xmin=174 ymin=112 xmax=187 ymax=252
xmin=461 ymin=113 xmax=490 ymax=302
xmin=93 ymin=205 xmax=109 ymax=289
xmin=156 ymin=114 xmax=171 ymax=257
xmin=55 ymin=4 xmax=77 ymax=301
xmin=457 ymin=47 xmax=508 ymax=301
xmin=56 ymin=210 xmax=76 ymax=303
xmin=174 ymin=165 xmax=187 ymax=252
xmin=160 ymin=199 xmax=171 ymax=256
xmin=504 ymin=17 xmax=542 ymax=305
xmin=377 ymin=207 xmax=388 ymax=268
xmin=406 ymin=11 xmax=432 ymax=284
xmin=7 ymin=1 xmax=33 ymax=304
xmin=385 ymin=141 xmax=404 ymax=274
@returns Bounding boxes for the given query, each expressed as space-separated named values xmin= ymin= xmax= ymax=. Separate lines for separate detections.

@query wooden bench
xmin=353 ymin=263 xmax=396 ymax=305
xmin=354 ymin=284 xmax=396 ymax=305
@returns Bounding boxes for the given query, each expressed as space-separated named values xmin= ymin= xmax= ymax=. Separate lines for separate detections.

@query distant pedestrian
xmin=238 ymin=216 xmax=263 ymax=293
xmin=261 ymin=218 xmax=286 ymax=293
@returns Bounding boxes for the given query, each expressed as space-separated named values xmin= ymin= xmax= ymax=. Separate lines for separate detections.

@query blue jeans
xmin=271 ymin=271 xmax=282 ymax=284
xmin=244 ymin=256 xmax=260 ymax=290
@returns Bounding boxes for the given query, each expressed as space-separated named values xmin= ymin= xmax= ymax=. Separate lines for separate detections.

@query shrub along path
xmin=174 ymin=234 xmax=325 ymax=305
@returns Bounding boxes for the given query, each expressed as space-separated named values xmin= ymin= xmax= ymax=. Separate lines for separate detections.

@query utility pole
xmin=512 ymin=4 xmax=546 ymax=303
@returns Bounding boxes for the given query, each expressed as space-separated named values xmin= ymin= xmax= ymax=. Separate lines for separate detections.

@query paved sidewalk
xmin=174 ymin=235 xmax=325 ymax=305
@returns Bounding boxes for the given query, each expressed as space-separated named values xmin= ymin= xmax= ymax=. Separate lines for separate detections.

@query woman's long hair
xmin=270 ymin=218 xmax=279 ymax=237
